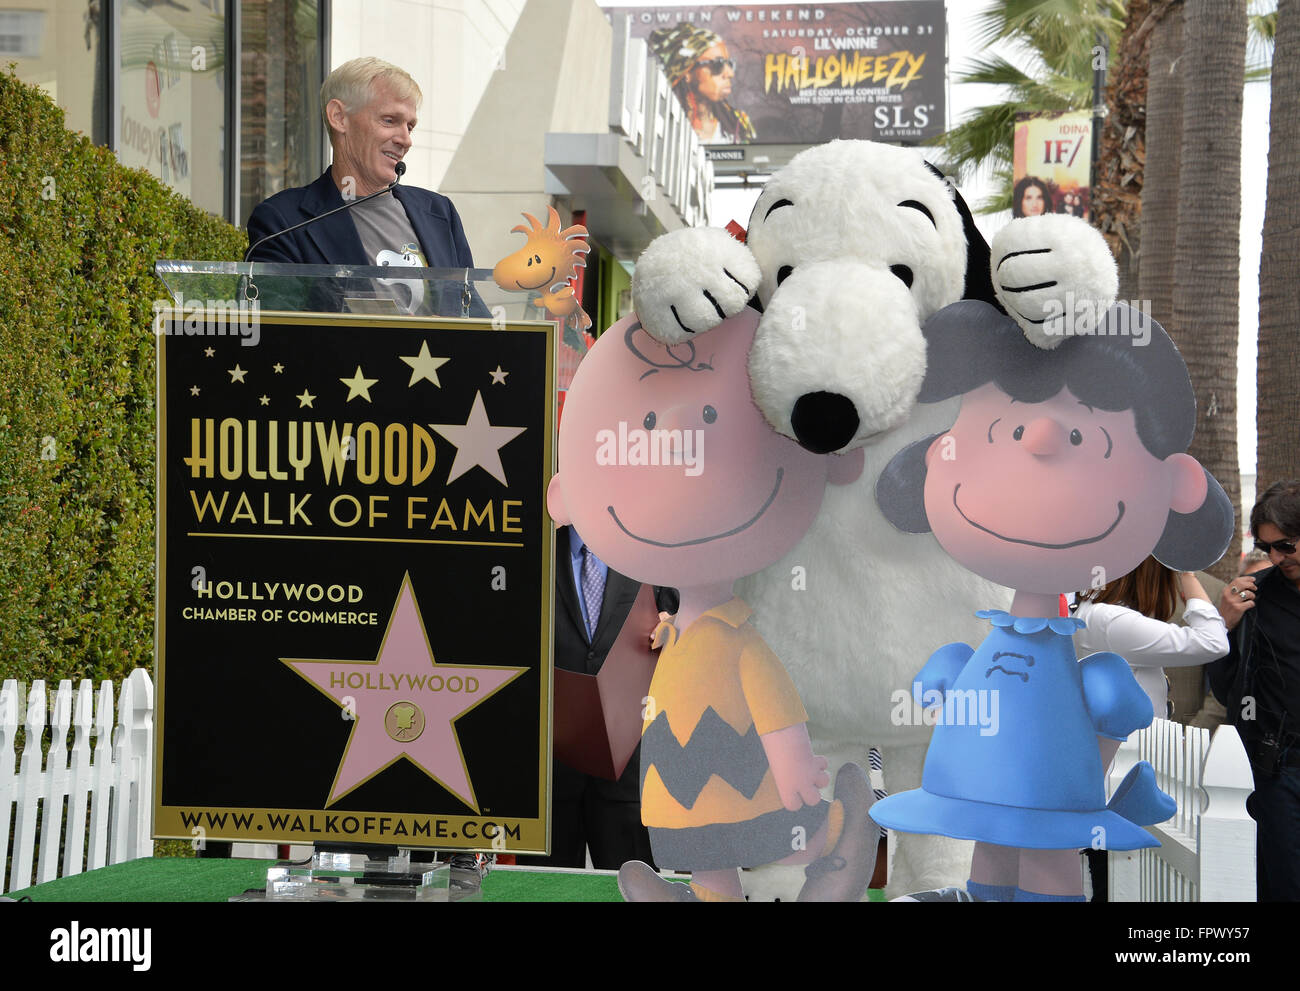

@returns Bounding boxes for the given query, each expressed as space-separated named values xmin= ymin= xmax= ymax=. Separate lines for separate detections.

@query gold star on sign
xmin=273 ymin=362 xmax=285 ymax=374
xmin=489 ymin=365 xmax=508 ymax=385
xmin=259 ymin=395 xmax=270 ymax=406
xmin=228 ymin=364 xmax=248 ymax=383
xmin=204 ymin=347 xmax=215 ymax=358
xmin=340 ymin=366 xmax=379 ymax=402
xmin=297 ymin=389 xmax=316 ymax=408
xmin=190 ymin=385 xmax=201 ymax=396
xmin=399 ymin=341 xmax=450 ymax=388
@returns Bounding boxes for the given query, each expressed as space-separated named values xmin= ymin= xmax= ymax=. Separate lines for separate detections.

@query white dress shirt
xmin=1073 ymin=597 xmax=1229 ymax=716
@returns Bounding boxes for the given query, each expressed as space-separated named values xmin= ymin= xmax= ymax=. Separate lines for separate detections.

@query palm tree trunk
xmin=1094 ymin=0 xmax=1151 ymax=300
xmin=1172 ymin=0 xmax=1247 ymax=580
xmin=1257 ymin=0 xmax=1300 ymax=489
xmin=1139 ymin=1 xmax=1183 ymax=325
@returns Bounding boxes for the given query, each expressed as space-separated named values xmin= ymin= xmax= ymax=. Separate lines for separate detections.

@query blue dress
xmin=871 ymin=610 xmax=1173 ymax=850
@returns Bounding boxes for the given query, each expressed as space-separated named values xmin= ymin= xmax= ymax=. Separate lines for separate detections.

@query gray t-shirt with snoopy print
xmin=351 ymin=191 xmax=427 ymax=312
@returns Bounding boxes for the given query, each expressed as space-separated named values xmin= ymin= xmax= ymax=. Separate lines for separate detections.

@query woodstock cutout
xmin=492 ymin=207 xmax=592 ymax=333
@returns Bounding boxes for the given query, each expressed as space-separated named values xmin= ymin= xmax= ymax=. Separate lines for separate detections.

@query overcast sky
xmin=599 ymin=1 xmax=1273 ymax=473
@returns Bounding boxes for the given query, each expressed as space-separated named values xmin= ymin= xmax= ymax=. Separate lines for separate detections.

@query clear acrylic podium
xmin=153 ymin=260 xmax=567 ymax=903
xmin=156 ymin=260 xmax=531 ymax=322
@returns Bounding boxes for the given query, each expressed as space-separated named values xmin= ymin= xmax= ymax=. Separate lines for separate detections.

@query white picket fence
xmin=0 ymin=672 xmax=1260 ymax=899
xmin=1107 ymin=717 xmax=1256 ymax=901
xmin=1 ymin=669 xmax=154 ymax=893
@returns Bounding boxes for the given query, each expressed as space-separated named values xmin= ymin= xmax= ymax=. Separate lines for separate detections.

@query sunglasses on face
xmin=696 ymin=58 xmax=735 ymax=75
xmin=1255 ymin=537 xmax=1299 ymax=555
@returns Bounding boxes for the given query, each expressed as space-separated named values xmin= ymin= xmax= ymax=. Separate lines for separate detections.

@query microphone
xmin=243 ymin=161 xmax=406 ymax=263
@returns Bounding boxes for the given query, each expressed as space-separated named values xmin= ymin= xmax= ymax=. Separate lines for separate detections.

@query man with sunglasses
xmin=1210 ymin=478 xmax=1300 ymax=901
xmin=648 ymin=24 xmax=755 ymax=144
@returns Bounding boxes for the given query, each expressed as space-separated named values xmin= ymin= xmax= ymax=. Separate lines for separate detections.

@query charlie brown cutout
xmin=872 ymin=300 xmax=1233 ymax=901
xmin=548 ymin=310 xmax=881 ymax=902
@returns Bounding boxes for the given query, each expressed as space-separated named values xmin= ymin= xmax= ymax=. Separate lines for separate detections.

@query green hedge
xmin=0 ymin=70 xmax=246 ymax=685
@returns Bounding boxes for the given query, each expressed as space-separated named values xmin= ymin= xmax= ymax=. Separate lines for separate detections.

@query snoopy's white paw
xmin=990 ymin=215 xmax=1118 ymax=349
xmin=631 ymin=227 xmax=761 ymax=344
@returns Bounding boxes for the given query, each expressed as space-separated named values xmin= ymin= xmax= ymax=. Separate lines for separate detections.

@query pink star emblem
xmin=431 ymin=391 xmax=527 ymax=485
xmin=283 ymin=574 xmax=525 ymax=810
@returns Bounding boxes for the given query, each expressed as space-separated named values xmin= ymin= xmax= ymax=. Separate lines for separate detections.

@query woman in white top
xmin=1074 ymin=555 xmax=1229 ymax=718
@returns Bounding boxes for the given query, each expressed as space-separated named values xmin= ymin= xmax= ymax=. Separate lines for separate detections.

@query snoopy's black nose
xmin=790 ymin=392 xmax=859 ymax=454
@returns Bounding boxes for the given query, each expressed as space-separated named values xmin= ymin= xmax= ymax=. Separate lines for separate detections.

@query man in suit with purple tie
xmin=517 ymin=526 xmax=676 ymax=869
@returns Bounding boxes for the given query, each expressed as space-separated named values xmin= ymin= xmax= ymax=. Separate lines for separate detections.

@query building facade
xmin=10 ymin=0 xmax=708 ymax=327
xmin=10 ymin=0 xmax=326 ymax=225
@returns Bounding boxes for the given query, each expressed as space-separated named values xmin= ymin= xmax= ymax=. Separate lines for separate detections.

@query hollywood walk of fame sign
xmin=154 ymin=311 xmax=555 ymax=852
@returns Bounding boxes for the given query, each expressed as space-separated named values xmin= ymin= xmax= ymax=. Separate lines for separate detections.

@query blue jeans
xmin=1247 ymin=762 xmax=1300 ymax=901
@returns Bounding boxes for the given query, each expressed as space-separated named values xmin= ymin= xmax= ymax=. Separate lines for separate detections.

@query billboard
xmin=608 ymin=2 xmax=946 ymax=146
xmin=1012 ymin=110 xmax=1093 ymax=220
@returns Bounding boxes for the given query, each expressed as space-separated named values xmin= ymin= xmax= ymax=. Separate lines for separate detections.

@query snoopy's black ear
xmin=922 ymin=161 xmax=1000 ymax=310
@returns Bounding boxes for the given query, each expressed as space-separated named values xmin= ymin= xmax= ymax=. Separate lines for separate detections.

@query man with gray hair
xmin=246 ymin=56 xmax=475 ymax=272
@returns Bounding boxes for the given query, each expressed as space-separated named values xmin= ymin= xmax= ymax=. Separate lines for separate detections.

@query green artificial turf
xmin=5 ymin=858 xmax=273 ymax=902
xmin=4 ymin=859 xmax=623 ymax=902
xmin=5 ymin=858 xmax=883 ymax=902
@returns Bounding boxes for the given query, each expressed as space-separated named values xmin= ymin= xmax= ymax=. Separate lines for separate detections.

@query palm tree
xmin=1257 ymin=0 xmax=1300 ymax=488
xmin=1171 ymin=0 xmax=1248 ymax=580
xmin=1092 ymin=0 xmax=1155 ymax=299
xmin=1138 ymin=1 xmax=1183 ymax=330
xmin=941 ymin=1 xmax=1274 ymax=216
xmin=1089 ymin=0 xmax=1274 ymax=301
xmin=936 ymin=0 xmax=1125 ymax=212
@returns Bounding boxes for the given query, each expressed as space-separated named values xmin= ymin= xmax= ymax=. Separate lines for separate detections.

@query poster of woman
xmin=1013 ymin=110 xmax=1093 ymax=220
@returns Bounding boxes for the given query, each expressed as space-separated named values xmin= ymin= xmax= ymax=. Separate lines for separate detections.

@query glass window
xmin=118 ymin=0 xmax=227 ymax=215
xmin=239 ymin=0 xmax=323 ymax=226
xmin=0 ymin=10 xmax=43 ymax=56
xmin=7 ymin=2 xmax=108 ymax=145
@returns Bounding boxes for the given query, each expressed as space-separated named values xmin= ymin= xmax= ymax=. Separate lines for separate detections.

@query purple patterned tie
xmin=580 ymin=545 xmax=605 ymax=640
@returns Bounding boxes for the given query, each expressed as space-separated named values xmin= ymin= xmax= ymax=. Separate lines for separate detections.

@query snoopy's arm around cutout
xmin=631 ymin=227 xmax=762 ymax=345
xmin=990 ymin=215 xmax=1119 ymax=349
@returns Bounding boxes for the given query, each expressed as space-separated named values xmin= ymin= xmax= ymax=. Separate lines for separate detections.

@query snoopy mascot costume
xmin=629 ymin=140 xmax=1118 ymax=898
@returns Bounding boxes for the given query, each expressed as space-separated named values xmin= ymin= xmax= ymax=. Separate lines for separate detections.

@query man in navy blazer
xmin=245 ymin=56 xmax=475 ymax=271
xmin=246 ymin=168 xmax=475 ymax=269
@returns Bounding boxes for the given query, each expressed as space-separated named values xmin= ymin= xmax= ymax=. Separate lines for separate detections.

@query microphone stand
xmin=240 ymin=162 xmax=406 ymax=302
